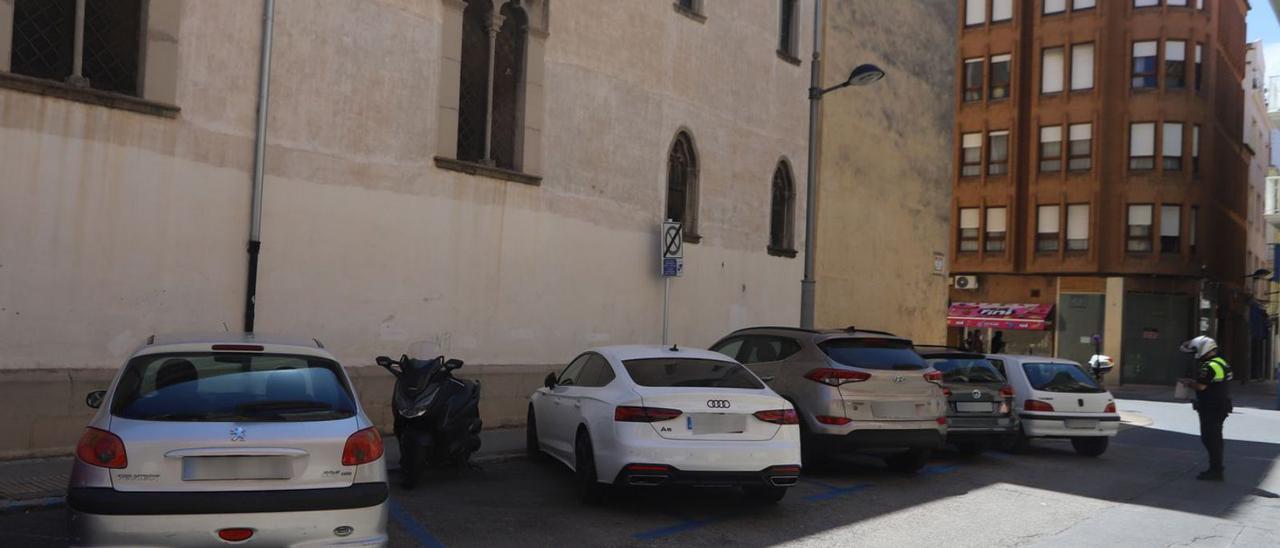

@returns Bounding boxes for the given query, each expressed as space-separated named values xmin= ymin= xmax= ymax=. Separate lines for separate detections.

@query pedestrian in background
xmin=991 ymin=331 xmax=1006 ymax=354
xmin=1178 ymin=336 xmax=1233 ymax=481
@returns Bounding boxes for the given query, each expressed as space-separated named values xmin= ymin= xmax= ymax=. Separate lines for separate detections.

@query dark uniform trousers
xmin=1197 ymin=404 xmax=1228 ymax=473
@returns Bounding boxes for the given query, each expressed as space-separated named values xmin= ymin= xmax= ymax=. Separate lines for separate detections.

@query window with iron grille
xmin=9 ymin=0 xmax=143 ymax=96
xmin=667 ymin=131 xmax=700 ymax=243
xmin=769 ymin=161 xmax=796 ymax=255
xmin=455 ymin=0 xmax=527 ymax=171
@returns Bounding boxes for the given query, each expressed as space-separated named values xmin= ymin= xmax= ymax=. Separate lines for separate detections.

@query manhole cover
xmin=0 ymin=474 xmax=67 ymax=500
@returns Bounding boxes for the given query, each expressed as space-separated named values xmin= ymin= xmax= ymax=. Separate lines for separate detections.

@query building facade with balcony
xmin=948 ymin=0 xmax=1252 ymax=384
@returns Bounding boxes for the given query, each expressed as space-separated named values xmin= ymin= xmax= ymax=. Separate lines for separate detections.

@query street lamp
xmin=799 ymin=1 xmax=885 ymax=329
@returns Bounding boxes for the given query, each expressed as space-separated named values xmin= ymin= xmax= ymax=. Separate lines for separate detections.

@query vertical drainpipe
xmin=245 ymin=0 xmax=276 ymax=333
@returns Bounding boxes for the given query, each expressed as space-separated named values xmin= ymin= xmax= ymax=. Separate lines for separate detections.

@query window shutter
xmin=992 ymin=0 xmax=1013 ymax=21
xmin=1133 ymin=41 xmax=1158 ymax=58
xmin=963 ymin=132 xmax=982 ymax=148
xmin=1041 ymin=126 xmax=1062 ymax=143
xmin=965 ymin=0 xmax=986 ymax=25
xmin=1074 ymin=0 xmax=1096 ymax=8
xmin=991 ymin=53 xmax=1012 ymax=64
xmin=1045 ymin=0 xmax=1066 ymax=13
xmin=1195 ymin=44 xmax=1202 ymax=63
xmin=1129 ymin=205 xmax=1153 ymax=226
xmin=1067 ymin=205 xmax=1090 ymax=239
xmin=1192 ymin=125 xmax=1200 ymax=157
xmin=1069 ymin=123 xmax=1092 ymax=141
xmin=1071 ymin=44 xmax=1094 ymax=89
xmin=1042 ymin=48 xmax=1065 ymax=93
xmin=1161 ymin=206 xmax=1181 ymax=237
xmin=987 ymin=208 xmax=1007 ymax=232
xmin=1166 ymin=41 xmax=1186 ymax=61
xmin=1168 ymin=0 xmax=1187 ymax=6
xmin=960 ymin=208 xmax=980 ymax=229
xmin=1131 ymin=123 xmax=1155 ymax=156
xmin=1163 ymin=123 xmax=1183 ymax=156
xmin=1038 ymin=205 xmax=1061 ymax=233
xmin=1135 ymin=0 xmax=1159 ymax=7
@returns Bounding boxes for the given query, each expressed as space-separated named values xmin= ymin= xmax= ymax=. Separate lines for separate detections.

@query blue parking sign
xmin=662 ymin=257 xmax=683 ymax=278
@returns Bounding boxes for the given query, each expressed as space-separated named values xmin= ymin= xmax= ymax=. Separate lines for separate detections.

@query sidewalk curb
xmin=1 ymin=496 xmax=65 ymax=515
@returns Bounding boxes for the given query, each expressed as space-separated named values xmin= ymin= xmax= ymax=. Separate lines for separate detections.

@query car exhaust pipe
xmin=769 ymin=476 xmax=799 ymax=487
xmin=626 ymin=475 xmax=670 ymax=486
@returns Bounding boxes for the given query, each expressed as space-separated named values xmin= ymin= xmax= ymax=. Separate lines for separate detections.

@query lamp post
xmin=799 ymin=0 xmax=885 ymax=329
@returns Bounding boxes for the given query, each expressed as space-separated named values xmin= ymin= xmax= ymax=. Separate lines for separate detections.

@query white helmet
xmin=1179 ymin=336 xmax=1218 ymax=360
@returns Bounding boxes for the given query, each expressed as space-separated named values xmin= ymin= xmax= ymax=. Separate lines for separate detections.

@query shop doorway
xmin=1121 ymin=292 xmax=1194 ymax=385
xmin=1057 ymin=294 xmax=1105 ymax=366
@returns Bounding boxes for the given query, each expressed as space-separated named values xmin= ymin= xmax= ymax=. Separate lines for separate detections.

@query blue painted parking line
xmin=921 ymin=464 xmax=959 ymax=475
xmin=0 ymin=496 xmax=64 ymax=515
xmin=389 ymin=499 xmax=446 ymax=548
xmin=633 ymin=516 xmax=722 ymax=541
xmin=804 ymin=482 xmax=873 ymax=502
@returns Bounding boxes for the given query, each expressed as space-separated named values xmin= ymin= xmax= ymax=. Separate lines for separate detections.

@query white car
xmin=526 ymin=345 xmax=802 ymax=503
xmin=68 ymin=334 xmax=388 ymax=547
xmin=986 ymin=354 xmax=1120 ymax=456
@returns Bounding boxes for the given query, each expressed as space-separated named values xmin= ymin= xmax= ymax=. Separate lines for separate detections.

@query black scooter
xmin=376 ymin=354 xmax=483 ymax=488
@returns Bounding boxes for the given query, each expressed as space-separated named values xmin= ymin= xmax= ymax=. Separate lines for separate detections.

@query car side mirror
xmin=544 ymin=372 xmax=558 ymax=389
xmin=445 ymin=358 xmax=464 ymax=371
xmin=86 ymin=390 xmax=106 ymax=409
xmin=375 ymin=356 xmax=392 ymax=368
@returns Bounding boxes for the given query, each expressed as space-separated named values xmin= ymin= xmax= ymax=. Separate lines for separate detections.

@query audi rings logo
xmin=706 ymin=400 xmax=731 ymax=409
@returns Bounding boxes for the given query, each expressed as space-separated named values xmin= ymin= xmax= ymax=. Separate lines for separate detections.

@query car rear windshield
xmin=622 ymin=358 xmax=764 ymax=389
xmin=818 ymin=338 xmax=927 ymax=371
xmin=925 ymin=357 xmax=1006 ymax=384
xmin=111 ymin=353 xmax=358 ymax=422
xmin=1022 ymin=362 xmax=1104 ymax=394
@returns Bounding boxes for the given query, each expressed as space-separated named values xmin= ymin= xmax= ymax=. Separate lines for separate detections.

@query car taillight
xmin=1104 ymin=402 xmax=1116 ymax=413
xmin=937 ymin=417 xmax=948 ymax=425
xmin=804 ymin=368 xmax=871 ymax=386
xmin=923 ymin=371 xmax=943 ymax=383
xmin=342 ymin=427 xmax=384 ymax=466
xmin=218 ymin=528 xmax=255 ymax=542
xmin=1024 ymin=400 xmax=1055 ymax=412
xmin=76 ymin=428 xmax=127 ymax=469
xmin=614 ymin=406 xmax=683 ymax=422
xmin=1000 ymin=385 xmax=1014 ymax=398
xmin=815 ymin=415 xmax=853 ymax=425
xmin=753 ymin=409 xmax=800 ymax=425
xmin=942 ymin=387 xmax=953 ymax=397
xmin=211 ymin=344 xmax=264 ymax=352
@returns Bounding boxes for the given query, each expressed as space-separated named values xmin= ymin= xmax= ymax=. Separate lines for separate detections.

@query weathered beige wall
xmin=813 ymin=0 xmax=956 ymax=343
xmin=0 ymin=1 xmax=814 ymax=456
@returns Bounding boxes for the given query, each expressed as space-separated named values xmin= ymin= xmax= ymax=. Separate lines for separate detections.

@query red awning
xmin=947 ymin=302 xmax=1054 ymax=331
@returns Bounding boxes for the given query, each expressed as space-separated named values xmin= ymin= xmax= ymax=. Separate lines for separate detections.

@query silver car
xmin=710 ymin=327 xmax=947 ymax=473
xmin=68 ymin=334 xmax=388 ymax=547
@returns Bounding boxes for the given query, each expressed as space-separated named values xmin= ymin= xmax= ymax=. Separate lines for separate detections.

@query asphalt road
xmin=4 ymin=397 xmax=1278 ymax=547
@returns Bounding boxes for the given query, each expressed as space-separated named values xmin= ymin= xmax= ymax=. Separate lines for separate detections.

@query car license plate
xmin=690 ymin=413 xmax=746 ymax=435
xmin=955 ymin=402 xmax=994 ymax=413
xmin=1065 ymin=419 xmax=1099 ymax=429
xmin=183 ymin=456 xmax=292 ymax=481
xmin=871 ymin=401 xmax=919 ymax=419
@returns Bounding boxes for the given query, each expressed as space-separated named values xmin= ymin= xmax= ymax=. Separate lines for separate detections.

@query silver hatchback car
xmin=68 ymin=333 xmax=388 ymax=547
xmin=710 ymin=327 xmax=947 ymax=472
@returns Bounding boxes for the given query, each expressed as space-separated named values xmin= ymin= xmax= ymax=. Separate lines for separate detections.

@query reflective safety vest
xmin=1205 ymin=357 xmax=1232 ymax=382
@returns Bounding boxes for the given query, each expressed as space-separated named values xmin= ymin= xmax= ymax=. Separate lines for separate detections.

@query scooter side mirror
xmin=544 ymin=372 xmax=558 ymax=389
xmin=445 ymin=359 xmax=464 ymax=371
xmin=375 ymin=356 xmax=393 ymax=368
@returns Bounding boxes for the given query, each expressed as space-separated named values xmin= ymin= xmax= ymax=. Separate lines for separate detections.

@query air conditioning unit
xmin=952 ymin=275 xmax=979 ymax=290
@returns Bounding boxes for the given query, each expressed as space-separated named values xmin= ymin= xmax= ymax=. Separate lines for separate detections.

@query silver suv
xmin=710 ymin=327 xmax=946 ymax=473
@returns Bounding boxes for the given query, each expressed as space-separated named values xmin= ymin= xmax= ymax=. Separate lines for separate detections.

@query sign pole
xmin=662 ymin=277 xmax=670 ymax=346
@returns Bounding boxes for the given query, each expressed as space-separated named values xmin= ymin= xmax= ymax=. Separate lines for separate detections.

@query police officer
xmin=1178 ymin=336 xmax=1233 ymax=481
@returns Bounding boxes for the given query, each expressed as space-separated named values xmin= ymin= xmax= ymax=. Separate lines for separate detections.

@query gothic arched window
xmin=666 ymin=131 xmax=700 ymax=242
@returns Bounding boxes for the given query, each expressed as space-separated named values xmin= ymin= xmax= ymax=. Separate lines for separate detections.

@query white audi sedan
xmin=67 ymin=333 xmax=388 ymax=547
xmin=526 ymin=345 xmax=802 ymax=503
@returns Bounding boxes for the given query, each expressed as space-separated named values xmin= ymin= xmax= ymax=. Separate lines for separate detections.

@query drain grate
xmin=0 ymin=474 xmax=67 ymax=500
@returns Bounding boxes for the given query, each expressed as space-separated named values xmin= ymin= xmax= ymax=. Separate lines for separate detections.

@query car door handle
xmin=573 ymin=401 xmax=582 ymax=408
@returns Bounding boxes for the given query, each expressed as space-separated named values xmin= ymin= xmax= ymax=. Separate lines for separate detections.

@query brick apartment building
xmin=947 ymin=0 xmax=1254 ymax=384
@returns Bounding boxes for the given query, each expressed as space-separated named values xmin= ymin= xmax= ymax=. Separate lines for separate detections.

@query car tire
xmin=798 ymin=419 xmax=829 ymax=472
xmin=885 ymin=448 xmax=931 ymax=474
xmin=574 ymin=429 xmax=608 ymax=504
xmin=526 ymin=405 xmax=543 ymax=460
xmin=1071 ymin=436 xmax=1109 ymax=457
xmin=744 ymin=486 xmax=788 ymax=504
xmin=956 ymin=439 xmax=990 ymax=456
